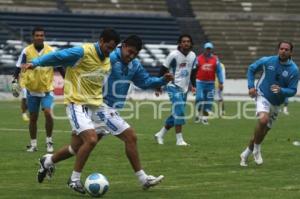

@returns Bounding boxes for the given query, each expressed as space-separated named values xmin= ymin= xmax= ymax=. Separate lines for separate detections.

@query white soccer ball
xmin=84 ymin=173 xmax=109 ymax=197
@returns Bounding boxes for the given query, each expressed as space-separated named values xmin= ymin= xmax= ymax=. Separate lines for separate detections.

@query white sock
xmin=156 ymin=127 xmax=168 ymax=138
xmin=44 ymin=154 xmax=54 ymax=168
xmin=71 ymin=171 xmax=81 ymax=181
xmin=22 ymin=113 xmax=27 ymax=117
xmin=31 ymin=139 xmax=37 ymax=147
xmin=46 ymin=137 xmax=52 ymax=143
xmin=135 ymin=170 xmax=147 ymax=183
xmin=242 ymin=147 xmax=252 ymax=157
xmin=176 ymin=133 xmax=183 ymax=142
xmin=253 ymin=143 xmax=261 ymax=152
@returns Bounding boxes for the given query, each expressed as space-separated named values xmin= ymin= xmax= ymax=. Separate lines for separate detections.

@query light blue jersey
xmin=248 ymin=55 xmax=299 ymax=106
xmin=104 ymin=47 xmax=167 ymax=108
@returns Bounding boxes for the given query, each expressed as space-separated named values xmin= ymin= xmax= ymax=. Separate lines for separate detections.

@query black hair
xmin=177 ymin=34 xmax=193 ymax=46
xmin=278 ymin=41 xmax=293 ymax=52
xmin=100 ymin=28 xmax=120 ymax=45
xmin=32 ymin=26 xmax=44 ymax=35
xmin=123 ymin=35 xmax=143 ymax=52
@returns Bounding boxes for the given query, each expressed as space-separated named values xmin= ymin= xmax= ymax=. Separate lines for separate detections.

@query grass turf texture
xmin=0 ymin=100 xmax=300 ymax=199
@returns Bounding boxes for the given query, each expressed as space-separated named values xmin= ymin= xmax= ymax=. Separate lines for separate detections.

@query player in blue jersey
xmin=154 ymin=34 xmax=197 ymax=146
xmin=240 ymin=41 xmax=299 ymax=167
xmin=37 ymin=35 xmax=173 ymax=190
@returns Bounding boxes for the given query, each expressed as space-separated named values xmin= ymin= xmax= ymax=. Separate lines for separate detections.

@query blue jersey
xmin=248 ymin=55 xmax=299 ymax=106
xmin=104 ymin=47 xmax=167 ymax=108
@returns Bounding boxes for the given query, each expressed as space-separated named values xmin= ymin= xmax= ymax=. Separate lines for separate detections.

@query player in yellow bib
xmin=15 ymin=27 xmax=62 ymax=153
xmin=22 ymin=28 xmax=120 ymax=194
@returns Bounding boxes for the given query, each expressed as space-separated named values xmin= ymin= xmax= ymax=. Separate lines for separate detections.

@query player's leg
xmin=195 ymin=81 xmax=205 ymax=123
xmin=240 ymin=96 xmax=271 ymax=166
xmin=41 ymin=92 xmax=54 ymax=153
xmin=21 ymin=88 xmax=29 ymax=121
xmin=283 ymin=97 xmax=289 ymax=115
xmin=154 ymin=116 xmax=173 ymax=145
xmin=173 ymin=92 xmax=188 ymax=146
xmin=154 ymin=85 xmax=176 ymax=144
xmin=27 ymin=92 xmax=41 ymax=152
xmin=116 ymin=127 xmax=164 ymax=189
xmin=202 ymin=84 xmax=215 ymax=125
xmin=95 ymin=105 xmax=164 ymax=189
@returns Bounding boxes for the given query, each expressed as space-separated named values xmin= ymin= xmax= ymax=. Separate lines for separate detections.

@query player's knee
xmin=259 ymin=117 xmax=269 ymax=126
xmin=86 ymin=136 xmax=98 ymax=147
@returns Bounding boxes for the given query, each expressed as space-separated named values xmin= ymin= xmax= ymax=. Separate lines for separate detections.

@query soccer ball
xmin=84 ymin=173 xmax=109 ymax=197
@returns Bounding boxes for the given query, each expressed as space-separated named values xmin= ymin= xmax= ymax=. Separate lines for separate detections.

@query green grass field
xmin=0 ymin=100 xmax=300 ymax=199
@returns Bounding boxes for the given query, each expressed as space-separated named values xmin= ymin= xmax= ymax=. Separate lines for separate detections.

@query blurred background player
xmin=36 ymin=34 xmax=170 ymax=192
xmin=154 ymin=34 xmax=197 ymax=146
xmin=11 ymin=66 xmax=29 ymax=121
xmin=215 ymin=62 xmax=226 ymax=117
xmin=194 ymin=42 xmax=223 ymax=125
xmin=240 ymin=41 xmax=298 ymax=167
xmin=18 ymin=27 xmax=57 ymax=153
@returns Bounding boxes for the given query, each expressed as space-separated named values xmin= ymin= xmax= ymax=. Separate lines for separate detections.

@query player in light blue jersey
xmin=240 ymin=41 xmax=299 ymax=167
xmin=154 ymin=34 xmax=197 ymax=146
xmin=37 ymin=35 xmax=173 ymax=190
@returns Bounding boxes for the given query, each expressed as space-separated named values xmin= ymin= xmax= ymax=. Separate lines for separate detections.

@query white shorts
xmin=21 ymin=88 xmax=27 ymax=99
xmin=256 ymin=95 xmax=280 ymax=128
xmin=93 ymin=105 xmax=130 ymax=136
xmin=66 ymin=104 xmax=107 ymax=135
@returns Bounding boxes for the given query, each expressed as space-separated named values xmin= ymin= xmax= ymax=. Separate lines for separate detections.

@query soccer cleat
xmin=22 ymin=113 xmax=29 ymax=122
xmin=46 ymin=142 xmax=54 ymax=153
xmin=154 ymin=134 xmax=164 ymax=145
xmin=201 ymin=119 xmax=209 ymax=125
xmin=67 ymin=178 xmax=86 ymax=194
xmin=176 ymin=140 xmax=190 ymax=146
xmin=253 ymin=150 xmax=263 ymax=165
xmin=37 ymin=156 xmax=55 ymax=183
xmin=142 ymin=175 xmax=164 ymax=190
xmin=194 ymin=116 xmax=200 ymax=123
xmin=240 ymin=153 xmax=248 ymax=167
xmin=26 ymin=145 xmax=37 ymax=152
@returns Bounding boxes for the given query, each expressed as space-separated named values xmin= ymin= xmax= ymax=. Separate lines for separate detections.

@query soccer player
xmin=154 ymin=34 xmax=197 ymax=146
xmin=214 ymin=62 xmax=226 ymax=117
xmin=22 ymin=28 xmax=120 ymax=194
xmin=35 ymin=35 xmax=172 ymax=193
xmin=240 ymin=41 xmax=299 ymax=167
xmin=18 ymin=27 xmax=57 ymax=152
xmin=194 ymin=42 xmax=223 ymax=125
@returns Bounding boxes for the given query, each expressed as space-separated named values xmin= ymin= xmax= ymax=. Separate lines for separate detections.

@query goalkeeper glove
xmin=11 ymin=79 xmax=21 ymax=97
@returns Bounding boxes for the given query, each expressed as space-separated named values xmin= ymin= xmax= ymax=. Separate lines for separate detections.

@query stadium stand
xmin=64 ymin=0 xmax=169 ymax=16
xmin=0 ymin=0 xmax=59 ymax=13
xmin=0 ymin=8 xmax=180 ymax=75
xmin=190 ymin=0 xmax=300 ymax=78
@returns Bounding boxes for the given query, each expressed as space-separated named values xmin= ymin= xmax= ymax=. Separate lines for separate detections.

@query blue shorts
xmin=195 ymin=81 xmax=215 ymax=112
xmin=27 ymin=91 xmax=54 ymax=113
xmin=165 ymin=85 xmax=187 ymax=126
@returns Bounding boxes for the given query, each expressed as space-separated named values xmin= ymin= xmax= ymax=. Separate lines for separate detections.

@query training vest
xmin=196 ymin=54 xmax=218 ymax=81
xmin=64 ymin=43 xmax=111 ymax=106
xmin=23 ymin=44 xmax=54 ymax=92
